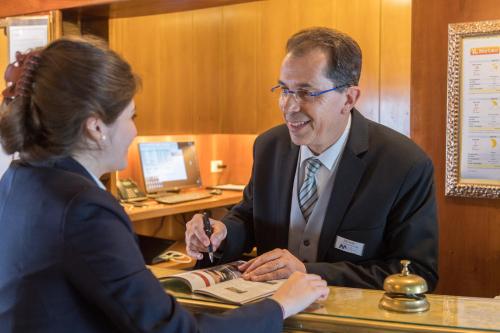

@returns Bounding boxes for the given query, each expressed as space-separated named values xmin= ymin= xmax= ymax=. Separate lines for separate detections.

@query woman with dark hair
xmin=0 ymin=37 xmax=328 ymax=333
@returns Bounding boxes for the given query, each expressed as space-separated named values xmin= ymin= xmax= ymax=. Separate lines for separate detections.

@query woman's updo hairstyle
xmin=0 ymin=36 xmax=140 ymax=161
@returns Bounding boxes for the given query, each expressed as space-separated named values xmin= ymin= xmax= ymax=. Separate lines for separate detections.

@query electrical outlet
xmin=210 ymin=160 xmax=224 ymax=173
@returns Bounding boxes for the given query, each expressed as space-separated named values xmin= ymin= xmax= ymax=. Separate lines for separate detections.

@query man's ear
xmin=342 ymin=86 xmax=361 ymax=114
xmin=84 ymin=116 xmax=106 ymax=143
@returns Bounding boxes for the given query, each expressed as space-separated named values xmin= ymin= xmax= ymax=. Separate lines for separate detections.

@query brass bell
xmin=379 ymin=260 xmax=430 ymax=313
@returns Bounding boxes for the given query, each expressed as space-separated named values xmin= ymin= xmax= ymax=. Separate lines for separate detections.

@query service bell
xmin=379 ymin=260 xmax=430 ymax=313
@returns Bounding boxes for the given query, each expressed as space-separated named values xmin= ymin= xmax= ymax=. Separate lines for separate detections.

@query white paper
xmin=460 ymin=36 xmax=500 ymax=184
xmin=0 ymin=18 xmax=49 ymax=179
xmin=197 ymin=278 xmax=284 ymax=304
xmin=8 ymin=24 xmax=48 ymax=62
xmin=0 ymin=152 xmax=12 ymax=178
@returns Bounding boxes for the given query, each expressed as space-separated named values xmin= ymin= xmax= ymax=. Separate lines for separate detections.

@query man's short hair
xmin=286 ymin=27 xmax=362 ymax=88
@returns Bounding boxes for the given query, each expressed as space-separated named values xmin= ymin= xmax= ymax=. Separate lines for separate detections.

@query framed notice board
xmin=446 ymin=20 xmax=500 ymax=198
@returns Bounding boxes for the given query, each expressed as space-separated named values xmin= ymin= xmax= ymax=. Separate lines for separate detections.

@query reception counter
xmin=151 ymin=267 xmax=500 ymax=333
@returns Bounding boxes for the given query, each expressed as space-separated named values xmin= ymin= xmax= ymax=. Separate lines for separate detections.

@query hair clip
xmin=2 ymin=50 xmax=42 ymax=105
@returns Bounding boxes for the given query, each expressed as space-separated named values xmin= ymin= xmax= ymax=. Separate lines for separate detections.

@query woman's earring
xmin=101 ymin=135 xmax=106 ymax=141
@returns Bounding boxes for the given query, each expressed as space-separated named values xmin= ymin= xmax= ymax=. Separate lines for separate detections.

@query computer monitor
xmin=138 ymin=141 xmax=202 ymax=194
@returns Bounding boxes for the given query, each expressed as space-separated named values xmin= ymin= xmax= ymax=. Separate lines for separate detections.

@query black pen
xmin=202 ymin=212 xmax=214 ymax=263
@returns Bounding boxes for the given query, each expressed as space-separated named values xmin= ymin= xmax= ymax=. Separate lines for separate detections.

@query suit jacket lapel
xmin=317 ymin=109 xmax=369 ymax=261
xmin=275 ymin=136 xmax=299 ymax=249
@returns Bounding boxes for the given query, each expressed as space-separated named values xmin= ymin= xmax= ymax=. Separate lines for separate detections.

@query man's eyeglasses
xmin=271 ymin=84 xmax=349 ymax=104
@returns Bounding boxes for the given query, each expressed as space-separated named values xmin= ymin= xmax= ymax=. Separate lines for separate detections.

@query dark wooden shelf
xmin=0 ymin=0 xmax=121 ymax=18
xmin=1 ymin=0 xmax=260 ymax=19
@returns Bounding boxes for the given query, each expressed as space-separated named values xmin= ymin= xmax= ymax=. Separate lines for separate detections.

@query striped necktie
xmin=298 ymin=157 xmax=321 ymax=222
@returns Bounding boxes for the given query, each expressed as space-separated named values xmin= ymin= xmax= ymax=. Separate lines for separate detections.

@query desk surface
xmin=123 ymin=190 xmax=242 ymax=222
xmin=149 ymin=267 xmax=500 ymax=333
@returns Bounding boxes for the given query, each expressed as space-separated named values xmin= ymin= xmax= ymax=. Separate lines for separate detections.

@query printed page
xmin=460 ymin=36 xmax=500 ymax=184
xmin=168 ymin=261 xmax=245 ymax=291
xmin=197 ymin=278 xmax=285 ymax=304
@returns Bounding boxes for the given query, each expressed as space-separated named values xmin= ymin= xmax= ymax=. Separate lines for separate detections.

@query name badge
xmin=334 ymin=236 xmax=364 ymax=256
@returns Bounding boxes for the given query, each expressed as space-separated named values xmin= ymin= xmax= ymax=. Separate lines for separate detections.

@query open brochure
xmin=165 ymin=260 xmax=285 ymax=304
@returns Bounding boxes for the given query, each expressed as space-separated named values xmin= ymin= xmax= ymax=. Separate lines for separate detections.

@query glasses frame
xmin=270 ymin=84 xmax=349 ymax=103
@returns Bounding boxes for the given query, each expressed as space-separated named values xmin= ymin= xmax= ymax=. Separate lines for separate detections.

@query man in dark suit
xmin=186 ymin=27 xmax=438 ymax=290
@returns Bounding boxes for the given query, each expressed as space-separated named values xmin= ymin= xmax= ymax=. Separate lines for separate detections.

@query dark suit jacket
xmin=0 ymin=157 xmax=282 ymax=333
xmin=216 ymin=109 xmax=438 ymax=290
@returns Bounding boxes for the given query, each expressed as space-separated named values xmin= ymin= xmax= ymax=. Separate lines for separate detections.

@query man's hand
xmin=239 ymin=248 xmax=306 ymax=281
xmin=185 ymin=214 xmax=227 ymax=260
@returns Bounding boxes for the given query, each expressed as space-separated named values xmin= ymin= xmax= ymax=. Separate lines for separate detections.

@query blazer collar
xmin=55 ymin=157 xmax=96 ymax=183
xmin=26 ymin=156 xmax=97 ymax=186
xmin=275 ymin=138 xmax=300 ymax=248
xmin=346 ymin=108 xmax=369 ymax=156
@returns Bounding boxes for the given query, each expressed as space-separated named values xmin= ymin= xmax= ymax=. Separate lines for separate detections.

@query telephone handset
xmin=117 ymin=178 xmax=147 ymax=202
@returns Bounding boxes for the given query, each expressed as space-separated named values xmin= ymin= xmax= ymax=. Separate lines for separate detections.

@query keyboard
xmin=155 ymin=192 xmax=212 ymax=204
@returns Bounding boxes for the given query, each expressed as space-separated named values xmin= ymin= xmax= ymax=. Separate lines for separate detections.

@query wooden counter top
xmin=151 ymin=267 xmax=500 ymax=333
xmin=123 ymin=190 xmax=242 ymax=222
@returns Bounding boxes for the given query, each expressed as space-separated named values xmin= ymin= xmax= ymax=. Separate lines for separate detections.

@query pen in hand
xmin=202 ymin=212 xmax=214 ymax=263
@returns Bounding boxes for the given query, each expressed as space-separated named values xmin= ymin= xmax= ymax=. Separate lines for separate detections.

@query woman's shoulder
xmin=3 ymin=160 xmax=122 ymax=216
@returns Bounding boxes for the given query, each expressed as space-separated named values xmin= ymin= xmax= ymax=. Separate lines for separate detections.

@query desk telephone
xmin=117 ymin=178 xmax=147 ymax=202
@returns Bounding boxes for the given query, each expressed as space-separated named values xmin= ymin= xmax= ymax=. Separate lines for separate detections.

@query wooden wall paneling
xmin=110 ymin=15 xmax=165 ymax=135
xmin=62 ymin=8 xmax=109 ymax=39
xmin=0 ymin=28 xmax=8 ymax=92
xmin=195 ymin=134 xmax=256 ymax=186
xmin=192 ymin=7 xmax=223 ymax=133
xmin=256 ymin=0 xmax=342 ymax=133
xmin=49 ymin=10 xmax=63 ymax=40
xmin=442 ymin=200 xmax=499 ymax=295
xmin=118 ymin=134 xmax=256 ymax=190
xmin=111 ymin=12 xmax=195 ymax=135
xmin=211 ymin=134 xmax=256 ymax=185
xmin=412 ymin=0 xmax=500 ymax=297
xmin=336 ymin=0 xmax=381 ymax=122
xmin=108 ymin=0 xmax=402 ymax=135
xmin=291 ymin=0 xmax=335 ymax=30
xmin=158 ymin=11 xmax=194 ymax=134
xmin=379 ymin=0 xmax=411 ymax=137
xmin=220 ymin=2 xmax=259 ymax=133
xmin=255 ymin=0 xmax=293 ymax=133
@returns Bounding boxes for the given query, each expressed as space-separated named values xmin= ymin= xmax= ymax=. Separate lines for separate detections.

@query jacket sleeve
xmin=305 ymin=157 xmax=439 ymax=291
xmin=218 ymin=176 xmax=257 ymax=263
xmin=195 ymin=175 xmax=256 ymax=269
xmin=62 ymin=188 xmax=283 ymax=333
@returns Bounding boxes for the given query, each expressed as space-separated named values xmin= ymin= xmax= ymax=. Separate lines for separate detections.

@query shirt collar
xmin=299 ymin=112 xmax=352 ymax=171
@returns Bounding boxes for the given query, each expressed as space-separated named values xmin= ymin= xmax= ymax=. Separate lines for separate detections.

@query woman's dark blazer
xmin=0 ymin=157 xmax=282 ymax=333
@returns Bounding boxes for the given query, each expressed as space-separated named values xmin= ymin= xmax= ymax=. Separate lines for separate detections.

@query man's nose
xmin=280 ymin=94 xmax=300 ymax=113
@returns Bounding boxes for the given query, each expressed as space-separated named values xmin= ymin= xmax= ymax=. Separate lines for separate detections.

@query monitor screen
xmin=138 ymin=141 xmax=202 ymax=193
